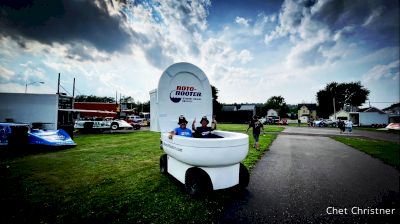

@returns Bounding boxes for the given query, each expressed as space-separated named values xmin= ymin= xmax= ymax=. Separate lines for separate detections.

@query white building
xmin=349 ymin=107 xmax=389 ymax=126
xmin=267 ymin=109 xmax=278 ymax=117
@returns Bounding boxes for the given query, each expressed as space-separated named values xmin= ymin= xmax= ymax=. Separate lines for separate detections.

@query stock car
xmin=74 ymin=118 xmax=133 ymax=131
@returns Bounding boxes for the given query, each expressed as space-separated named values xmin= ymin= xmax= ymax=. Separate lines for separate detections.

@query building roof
xmin=221 ymin=105 xmax=237 ymax=112
xmin=238 ymin=104 xmax=256 ymax=111
xmin=297 ymin=103 xmax=317 ymax=110
xmin=383 ymin=103 xmax=400 ymax=111
xmin=357 ymin=107 xmax=385 ymax=114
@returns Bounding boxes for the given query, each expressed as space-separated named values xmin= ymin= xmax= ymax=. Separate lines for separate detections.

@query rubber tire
xmin=111 ymin=123 xmax=119 ymax=130
xmin=185 ymin=168 xmax=212 ymax=197
xmin=238 ymin=163 xmax=250 ymax=189
xmin=160 ymin=154 xmax=168 ymax=174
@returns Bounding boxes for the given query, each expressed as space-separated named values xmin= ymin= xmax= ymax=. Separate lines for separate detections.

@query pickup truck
xmin=127 ymin=115 xmax=144 ymax=123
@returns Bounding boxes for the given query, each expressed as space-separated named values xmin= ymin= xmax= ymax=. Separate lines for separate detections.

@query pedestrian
xmin=345 ymin=120 xmax=353 ymax=133
xmin=297 ymin=118 xmax=301 ymax=127
xmin=246 ymin=115 xmax=264 ymax=150
xmin=168 ymin=115 xmax=192 ymax=139
xmin=337 ymin=119 xmax=345 ymax=134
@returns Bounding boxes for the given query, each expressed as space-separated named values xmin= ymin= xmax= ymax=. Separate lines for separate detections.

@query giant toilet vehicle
xmin=150 ymin=62 xmax=249 ymax=196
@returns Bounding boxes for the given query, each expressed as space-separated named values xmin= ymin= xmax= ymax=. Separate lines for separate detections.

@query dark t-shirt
xmin=249 ymin=120 xmax=263 ymax=135
xmin=194 ymin=126 xmax=213 ymax=138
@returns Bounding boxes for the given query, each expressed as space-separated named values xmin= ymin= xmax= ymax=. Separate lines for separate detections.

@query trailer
xmin=0 ymin=93 xmax=58 ymax=129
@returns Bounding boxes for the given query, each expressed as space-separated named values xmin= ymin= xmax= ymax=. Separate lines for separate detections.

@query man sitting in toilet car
xmin=192 ymin=116 xmax=217 ymax=138
xmin=169 ymin=115 xmax=193 ymax=139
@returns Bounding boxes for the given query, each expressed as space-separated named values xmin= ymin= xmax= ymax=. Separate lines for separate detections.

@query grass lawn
xmin=353 ymin=126 xmax=400 ymax=135
xmin=332 ymin=136 xmax=400 ymax=169
xmin=0 ymin=124 xmax=280 ymax=223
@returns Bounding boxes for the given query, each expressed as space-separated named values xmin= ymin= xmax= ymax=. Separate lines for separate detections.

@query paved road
xmin=220 ymin=134 xmax=399 ymax=223
xmin=282 ymin=126 xmax=400 ymax=143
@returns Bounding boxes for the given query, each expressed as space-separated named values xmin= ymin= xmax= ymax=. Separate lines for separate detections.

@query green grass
xmin=0 ymin=124 xmax=281 ymax=223
xmin=218 ymin=123 xmax=285 ymax=133
xmin=354 ymin=126 xmax=400 ymax=135
xmin=332 ymin=136 xmax=400 ymax=169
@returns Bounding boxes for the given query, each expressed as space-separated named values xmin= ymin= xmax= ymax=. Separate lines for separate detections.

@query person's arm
xmin=211 ymin=118 xmax=217 ymax=130
xmin=246 ymin=123 xmax=251 ymax=133
xmin=169 ymin=129 xmax=176 ymax=139
xmin=192 ymin=118 xmax=196 ymax=131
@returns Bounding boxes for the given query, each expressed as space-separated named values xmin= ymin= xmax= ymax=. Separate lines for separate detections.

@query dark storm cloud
xmin=311 ymin=0 xmax=399 ymax=45
xmin=270 ymin=0 xmax=399 ymax=67
xmin=0 ymin=0 xmax=133 ymax=56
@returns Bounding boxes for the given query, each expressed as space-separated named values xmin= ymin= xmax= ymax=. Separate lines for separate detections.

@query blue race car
xmin=0 ymin=123 xmax=76 ymax=148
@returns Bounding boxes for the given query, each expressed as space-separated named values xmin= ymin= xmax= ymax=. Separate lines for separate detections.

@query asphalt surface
xmin=220 ymin=133 xmax=399 ymax=223
xmin=282 ymin=126 xmax=400 ymax=143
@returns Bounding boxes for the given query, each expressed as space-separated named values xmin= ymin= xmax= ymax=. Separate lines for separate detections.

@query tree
xmin=262 ymin=96 xmax=289 ymax=118
xmin=120 ymin=96 xmax=138 ymax=110
xmin=75 ymin=95 xmax=115 ymax=103
xmin=211 ymin=85 xmax=222 ymax=117
xmin=316 ymin=81 xmax=370 ymax=118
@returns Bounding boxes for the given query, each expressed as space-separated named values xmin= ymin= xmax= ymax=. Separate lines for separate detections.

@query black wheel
xmin=238 ymin=163 xmax=249 ymax=189
xmin=185 ymin=168 xmax=212 ymax=197
xmin=160 ymin=154 xmax=168 ymax=174
xmin=110 ymin=122 xmax=119 ymax=130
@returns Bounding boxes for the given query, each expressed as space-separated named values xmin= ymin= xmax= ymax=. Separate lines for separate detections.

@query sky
xmin=0 ymin=0 xmax=399 ymax=109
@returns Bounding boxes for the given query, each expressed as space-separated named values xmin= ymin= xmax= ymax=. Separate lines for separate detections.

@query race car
xmin=74 ymin=118 xmax=133 ymax=131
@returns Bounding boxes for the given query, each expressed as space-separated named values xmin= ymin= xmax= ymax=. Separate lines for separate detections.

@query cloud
xmin=119 ymin=0 xmax=211 ymax=68
xmin=362 ymin=60 xmax=400 ymax=82
xmin=0 ymin=65 xmax=14 ymax=81
xmin=237 ymin=50 xmax=253 ymax=64
xmin=235 ymin=16 xmax=250 ymax=27
xmin=253 ymin=13 xmax=277 ymax=36
xmin=264 ymin=0 xmax=399 ymax=68
xmin=0 ymin=61 xmax=46 ymax=86
xmin=0 ymin=0 xmax=134 ymax=58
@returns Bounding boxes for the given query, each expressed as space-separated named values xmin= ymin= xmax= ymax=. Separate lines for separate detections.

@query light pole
xmin=25 ymin=81 xmax=44 ymax=93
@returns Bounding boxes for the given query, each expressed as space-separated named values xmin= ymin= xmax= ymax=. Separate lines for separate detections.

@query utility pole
xmin=72 ymin=78 xmax=75 ymax=97
xmin=57 ymin=73 xmax=60 ymax=94
xmin=333 ymin=97 xmax=336 ymax=120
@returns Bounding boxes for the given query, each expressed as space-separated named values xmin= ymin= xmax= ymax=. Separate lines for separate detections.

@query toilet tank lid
xmin=156 ymin=62 xmax=213 ymax=132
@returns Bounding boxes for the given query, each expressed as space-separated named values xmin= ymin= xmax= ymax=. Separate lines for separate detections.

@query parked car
xmin=277 ymin=118 xmax=288 ymax=125
xmin=265 ymin=116 xmax=280 ymax=125
xmin=313 ymin=119 xmax=327 ymax=127
xmin=126 ymin=115 xmax=144 ymax=123
xmin=323 ymin=119 xmax=337 ymax=127
xmin=74 ymin=118 xmax=133 ymax=131
xmin=128 ymin=122 xmax=141 ymax=130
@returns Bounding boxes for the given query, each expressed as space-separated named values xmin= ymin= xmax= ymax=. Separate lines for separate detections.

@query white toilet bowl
xmin=161 ymin=130 xmax=248 ymax=167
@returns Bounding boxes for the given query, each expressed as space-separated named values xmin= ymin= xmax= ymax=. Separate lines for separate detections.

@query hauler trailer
xmin=150 ymin=62 xmax=249 ymax=196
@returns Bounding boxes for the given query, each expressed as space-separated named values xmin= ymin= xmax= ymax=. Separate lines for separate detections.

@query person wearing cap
xmin=168 ymin=115 xmax=193 ymax=139
xmin=192 ymin=116 xmax=217 ymax=138
xmin=246 ymin=115 xmax=264 ymax=150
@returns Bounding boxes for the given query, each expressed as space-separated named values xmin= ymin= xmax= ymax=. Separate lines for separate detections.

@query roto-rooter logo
xmin=170 ymin=86 xmax=202 ymax=103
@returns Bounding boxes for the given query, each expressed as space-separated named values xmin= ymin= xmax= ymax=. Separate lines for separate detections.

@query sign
xmin=169 ymin=85 xmax=202 ymax=103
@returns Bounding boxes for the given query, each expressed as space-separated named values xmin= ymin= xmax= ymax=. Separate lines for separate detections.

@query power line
xmin=59 ymin=84 xmax=71 ymax=95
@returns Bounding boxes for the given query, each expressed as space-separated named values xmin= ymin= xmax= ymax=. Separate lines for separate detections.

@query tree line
xmin=216 ymin=81 xmax=371 ymax=119
xmin=75 ymin=95 xmax=150 ymax=112
xmin=75 ymin=81 xmax=373 ymax=119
